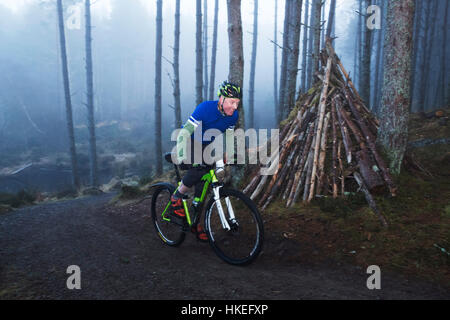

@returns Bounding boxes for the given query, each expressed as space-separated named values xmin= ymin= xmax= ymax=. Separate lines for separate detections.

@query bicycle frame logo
xmin=171 ymin=123 xmax=280 ymax=176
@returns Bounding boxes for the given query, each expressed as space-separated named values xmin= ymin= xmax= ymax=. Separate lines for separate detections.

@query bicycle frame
xmin=160 ymin=168 xmax=233 ymax=231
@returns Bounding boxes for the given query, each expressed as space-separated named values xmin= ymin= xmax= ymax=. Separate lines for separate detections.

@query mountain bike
xmin=150 ymin=152 xmax=264 ymax=266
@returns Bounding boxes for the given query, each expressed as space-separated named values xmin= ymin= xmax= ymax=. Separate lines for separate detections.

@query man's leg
xmin=170 ymin=166 xmax=209 ymax=241
xmin=170 ymin=165 xmax=205 ymax=215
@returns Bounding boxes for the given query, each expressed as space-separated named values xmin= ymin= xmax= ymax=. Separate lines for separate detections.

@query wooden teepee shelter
xmin=244 ymin=40 xmax=395 ymax=227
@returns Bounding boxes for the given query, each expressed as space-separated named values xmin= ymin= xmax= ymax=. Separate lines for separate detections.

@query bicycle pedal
xmin=168 ymin=212 xmax=186 ymax=227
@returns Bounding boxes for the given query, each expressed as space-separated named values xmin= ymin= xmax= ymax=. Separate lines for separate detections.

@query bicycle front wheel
xmin=204 ymin=188 xmax=264 ymax=266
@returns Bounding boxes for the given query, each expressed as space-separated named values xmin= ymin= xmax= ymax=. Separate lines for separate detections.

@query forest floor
xmin=261 ymin=109 xmax=450 ymax=287
xmin=1 ymin=191 xmax=449 ymax=300
xmin=0 ymin=110 xmax=449 ymax=299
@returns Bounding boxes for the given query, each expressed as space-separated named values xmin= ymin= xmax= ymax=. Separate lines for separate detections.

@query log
xmin=243 ymin=174 xmax=261 ymax=195
xmin=354 ymin=172 xmax=388 ymax=227
xmin=335 ymin=98 xmax=353 ymax=164
xmin=331 ymin=100 xmax=338 ymax=198
xmin=316 ymin=112 xmax=331 ymax=195
xmin=337 ymin=141 xmax=345 ymax=195
xmin=287 ymin=121 xmax=316 ymax=206
xmin=308 ymin=56 xmax=333 ymax=202
xmin=356 ymin=150 xmax=385 ymax=193
xmin=344 ymin=87 xmax=397 ymax=196
xmin=303 ymin=146 xmax=315 ymax=202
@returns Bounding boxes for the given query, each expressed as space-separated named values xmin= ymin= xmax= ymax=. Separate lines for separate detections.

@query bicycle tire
xmin=204 ymin=188 xmax=264 ymax=266
xmin=151 ymin=184 xmax=186 ymax=247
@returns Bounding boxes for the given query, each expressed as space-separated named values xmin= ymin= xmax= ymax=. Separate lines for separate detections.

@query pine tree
xmin=57 ymin=0 xmax=80 ymax=190
xmin=377 ymin=0 xmax=415 ymax=175
xmin=173 ymin=0 xmax=182 ymax=129
xmin=209 ymin=0 xmax=219 ymax=101
xmin=248 ymin=0 xmax=258 ymax=128
xmin=84 ymin=0 xmax=99 ymax=186
xmin=227 ymin=0 xmax=244 ymax=130
xmin=154 ymin=0 xmax=163 ymax=174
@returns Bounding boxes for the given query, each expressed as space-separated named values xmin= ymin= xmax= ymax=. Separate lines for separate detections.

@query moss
xmin=119 ymin=185 xmax=143 ymax=199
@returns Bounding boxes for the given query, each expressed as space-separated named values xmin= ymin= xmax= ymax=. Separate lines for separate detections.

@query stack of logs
xmin=244 ymin=40 xmax=395 ymax=227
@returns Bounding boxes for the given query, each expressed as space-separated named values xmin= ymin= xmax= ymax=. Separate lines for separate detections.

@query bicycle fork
xmin=212 ymin=186 xmax=236 ymax=231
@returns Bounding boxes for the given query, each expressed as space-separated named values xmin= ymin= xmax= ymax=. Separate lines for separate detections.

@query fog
xmin=0 ymin=0 xmax=360 ymax=193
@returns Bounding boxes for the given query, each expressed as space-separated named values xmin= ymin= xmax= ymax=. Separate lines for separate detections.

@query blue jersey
xmin=186 ymin=101 xmax=239 ymax=145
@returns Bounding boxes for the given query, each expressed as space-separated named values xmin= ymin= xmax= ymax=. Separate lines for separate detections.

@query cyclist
xmin=171 ymin=81 xmax=242 ymax=242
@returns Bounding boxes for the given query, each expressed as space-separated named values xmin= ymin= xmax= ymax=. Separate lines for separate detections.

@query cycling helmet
xmin=218 ymin=81 xmax=242 ymax=100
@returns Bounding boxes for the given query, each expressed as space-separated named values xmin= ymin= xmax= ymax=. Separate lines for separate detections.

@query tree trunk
xmin=326 ymin=0 xmax=336 ymax=40
xmin=155 ymin=0 xmax=163 ymax=175
xmin=441 ymin=0 xmax=449 ymax=108
xmin=312 ymin=0 xmax=321 ymax=82
xmin=423 ymin=0 xmax=439 ymax=111
xmin=417 ymin=0 xmax=433 ymax=112
xmin=354 ymin=0 xmax=363 ymax=88
xmin=410 ymin=0 xmax=423 ymax=104
xmin=300 ymin=0 xmax=309 ymax=93
xmin=196 ymin=0 xmax=203 ymax=105
xmin=209 ymin=0 xmax=219 ymax=101
xmin=203 ymin=0 xmax=209 ymax=100
xmin=173 ymin=0 xmax=182 ymax=129
xmin=274 ymin=0 xmax=279 ymax=117
xmin=284 ymin=0 xmax=303 ymax=118
xmin=372 ymin=0 xmax=384 ymax=114
xmin=57 ymin=0 xmax=80 ymax=190
xmin=278 ymin=0 xmax=291 ymax=123
xmin=248 ymin=0 xmax=258 ymax=129
xmin=85 ymin=0 xmax=99 ymax=187
xmin=360 ymin=0 xmax=372 ymax=108
xmin=321 ymin=0 xmax=326 ymax=48
xmin=377 ymin=0 xmax=415 ymax=175
xmin=227 ymin=0 xmax=245 ymax=130
xmin=306 ymin=0 xmax=316 ymax=89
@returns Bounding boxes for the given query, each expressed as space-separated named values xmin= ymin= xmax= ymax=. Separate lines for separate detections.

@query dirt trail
xmin=0 ymin=193 xmax=448 ymax=300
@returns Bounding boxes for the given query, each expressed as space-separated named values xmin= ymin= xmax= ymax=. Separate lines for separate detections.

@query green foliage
xmin=120 ymin=185 xmax=143 ymax=199
xmin=315 ymin=193 xmax=367 ymax=217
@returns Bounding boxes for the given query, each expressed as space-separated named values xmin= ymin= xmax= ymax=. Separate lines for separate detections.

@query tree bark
xmin=274 ymin=0 xmax=279 ymax=115
xmin=312 ymin=0 xmax=322 ymax=78
xmin=278 ymin=0 xmax=291 ymax=124
xmin=203 ymin=0 xmax=209 ymax=100
xmin=196 ymin=0 xmax=203 ymax=105
xmin=423 ymin=0 xmax=439 ymax=111
xmin=85 ymin=0 xmax=99 ymax=187
xmin=306 ymin=0 xmax=316 ymax=89
xmin=377 ymin=0 xmax=415 ymax=175
xmin=155 ymin=0 xmax=163 ymax=174
xmin=326 ymin=0 xmax=336 ymax=40
xmin=227 ymin=0 xmax=244 ymax=130
xmin=209 ymin=0 xmax=219 ymax=101
xmin=57 ymin=0 xmax=80 ymax=190
xmin=173 ymin=0 xmax=182 ymax=129
xmin=284 ymin=0 xmax=303 ymax=120
xmin=248 ymin=0 xmax=258 ymax=128
xmin=360 ymin=0 xmax=372 ymax=108
xmin=300 ymin=0 xmax=309 ymax=93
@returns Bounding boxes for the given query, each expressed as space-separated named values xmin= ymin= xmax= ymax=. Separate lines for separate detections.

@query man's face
xmin=220 ymin=97 xmax=240 ymax=116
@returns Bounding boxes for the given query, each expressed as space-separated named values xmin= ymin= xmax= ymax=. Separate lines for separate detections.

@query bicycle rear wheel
xmin=204 ymin=188 xmax=264 ymax=266
xmin=151 ymin=184 xmax=186 ymax=247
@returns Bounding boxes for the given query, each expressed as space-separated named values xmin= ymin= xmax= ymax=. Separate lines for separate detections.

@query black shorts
xmin=182 ymin=165 xmax=211 ymax=189
xmin=180 ymin=141 xmax=208 ymax=188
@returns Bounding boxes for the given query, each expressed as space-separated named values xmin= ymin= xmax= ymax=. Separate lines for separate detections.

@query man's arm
xmin=176 ymin=118 xmax=199 ymax=164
